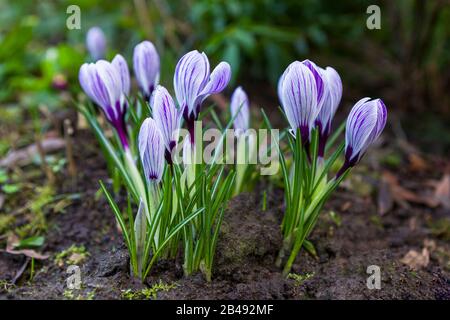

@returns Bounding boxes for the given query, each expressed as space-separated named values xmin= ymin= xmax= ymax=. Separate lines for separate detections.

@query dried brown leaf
xmin=378 ymin=171 xmax=437 ymax=212
xmin=340 ymin=201 xmax=352 ymax=212
xmin=434 ymin=174 xmax=450 ymax=209
xmin=408 ymin=153 xmax=428 ymax=172
xmin=1 ymin=234 xmax=49 ymax=260
xmin=400 ymin=248 xmax=429 ymax=270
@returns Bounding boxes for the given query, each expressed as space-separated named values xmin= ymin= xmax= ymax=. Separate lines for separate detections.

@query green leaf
xmin=16 ymin=236 xmax=45 ymax=249
xmin=0 ymin=169 xmax=8 ymax=183
xmin=2 ymin=184 xmax=21 ymax=194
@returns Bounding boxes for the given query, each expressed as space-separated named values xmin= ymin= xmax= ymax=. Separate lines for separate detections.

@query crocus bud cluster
xmin=80 ymin=33 xmax=234 ymax=182
xmin=278 ymin=59 xmax=387 ymax=172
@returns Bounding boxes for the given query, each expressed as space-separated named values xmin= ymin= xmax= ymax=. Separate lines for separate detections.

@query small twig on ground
xmin=12 ymin=257 xmax=30 ymax=285
xmin=35 ymin=135 xmax=55 ymax=186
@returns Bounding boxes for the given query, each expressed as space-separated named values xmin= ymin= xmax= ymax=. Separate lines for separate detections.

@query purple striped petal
xmin=151 ymin=85 xmax=181 ymax=152
xmin=138 ymin=118 xmax=165 ymax=183
xmin=315 ymin=66 xmax=342 ymax=136
xmin=112 ymin=54 xmax=130 ymax=96
xmin=195 ymin=61 xmax=231 ymax=108
xmin=133 ymin=41 xmax=160 ymax=99
xmin=345 ymin=97 xmax=387 ymax=164
xmin=230 ymin=86 xmax=250 ymax=135
xmin=86 ymin=27 xmax=106 ymax=61
xmin=278 ymin=61 xmax=319 ymax=143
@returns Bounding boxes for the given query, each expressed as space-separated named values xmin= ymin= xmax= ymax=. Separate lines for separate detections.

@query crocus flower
xmin=174 ymin=50 xmax=231 ymax=138
xmin=278 ymin=61 xmax=321 ymax=144
xmin=79 ymin=59 xmax=129 ymax=148
xmin=86 ymin=27 xmax=106 ymax=61
xmin=138 ymin=118 xmax=165 ymax=183
xmin=315 ymin=66 xmax=342 ymax=157
xmin=151 ymin=85 xmax=181 ymax=162
xmin=336 ymin=98 xmax=387 ymax=178
xmin=133 ymin=41 xmax=160 ymax=101
xmin=230 ymin=86 xmax=250 ymax=136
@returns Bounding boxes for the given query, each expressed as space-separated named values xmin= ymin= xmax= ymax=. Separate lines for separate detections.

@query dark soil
xmin=0 ymin=130 xmax=449 ymax=300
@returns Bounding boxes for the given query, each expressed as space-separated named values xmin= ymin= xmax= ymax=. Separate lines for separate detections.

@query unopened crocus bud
xmin=79 ymin=59 xmax=129 ymax=149
xmin=315 ymin=66 xmax=342 ymax=157
xmin=52 ymin=74 xmax=68 ymax=91
xmin=86 ymin=27 xmax=106 ymax=61
xmin=112 ymin=54 xmax=130 ymax=96
xmin=133 ymin=41 xmax=160 ymax=101
xmin=278 ymin=61 xmax=321 ymax=144
xmin=174 ymin=50 xmax=231 ymax=141
xmin=230 ymin=86 xmax=250 ymax=136
xmin=138 ymin=118 xmax=165 ymax=183
xmin=151 ymin=85 xmax=181 ymax=162
xmin=336 ymin=98 xmax=387 ymax=178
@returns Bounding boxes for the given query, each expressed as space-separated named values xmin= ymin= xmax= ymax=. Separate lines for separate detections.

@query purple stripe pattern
xmin=174 ymin=50 xmax=231 ymax=122
xmin=315 ymin=66 xmax=343 ymax=156
xmin=302 ymin=59 xmax=326 ymax=110
xmin=230 ymin=86 xmax=250 ymax=136
xmin=151 ymin=85 xmax=182 ymax=155
xmin=315 ymin=66 xmax=342 ymax=136
xmin=86 ymin=27 xmax=106 ymax=61
xmin=112 ymin=54 xmax=131 ymax=96
xmin=133 ymin=41 xmax=160 ymax=100
xmin=278 ymin=61 xmax=321 ymax=143
xmin=138 ymin=118 xmax=164 ymax=183
xmin=79 ymin=58 xmax=130 ymax=148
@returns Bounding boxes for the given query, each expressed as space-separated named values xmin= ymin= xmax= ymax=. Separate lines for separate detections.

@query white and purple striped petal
xmin=315 ymin=66 xmax=342 ymax=137
xmin=230 ymin=86 xmax=250 ymax=135
xmin=112 ymin=54 xmax=130 ymax=96
xmin=151 ymin=85 xmax=181 ymax=153
xmin=79 ymin=60 xmax=123 ymax=123
xmin=138 ymin=118 xmax=165 ymax=183
xmin=174 ymin=50 xmax=231 ymax=120
xmin=344 ymin=97 xmax=387 ymax=164
xmin=278 ymin=61 xmax=318 ymax=143
xmin=86 ymin=27 xmax=106 ymax=61
xmin=133 ymin=41 xmax=160 ymax=100
xmin=194 ymin=61 xmax=231 ymax=109
xmin=302 ymin=59 xmax=326 ymax=111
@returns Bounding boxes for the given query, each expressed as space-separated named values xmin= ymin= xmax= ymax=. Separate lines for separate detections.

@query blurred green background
xmin=0 ymin=0 xmax=449 ymax=153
